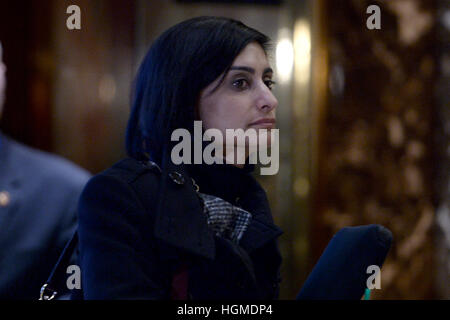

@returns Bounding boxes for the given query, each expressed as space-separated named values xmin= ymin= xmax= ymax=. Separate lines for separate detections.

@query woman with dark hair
xmin=76 ymin=16 xmax=282 ymax=300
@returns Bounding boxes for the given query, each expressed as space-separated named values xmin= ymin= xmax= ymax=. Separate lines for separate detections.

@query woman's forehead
xmin=231 ymin=43 xmax=270 ymax=71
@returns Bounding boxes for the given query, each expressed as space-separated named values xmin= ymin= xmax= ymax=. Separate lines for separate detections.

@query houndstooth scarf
xmin=197 ymin=192 xmax=252 ymax=244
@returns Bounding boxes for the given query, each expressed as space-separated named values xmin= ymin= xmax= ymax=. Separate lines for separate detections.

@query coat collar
xmin=153 ymin=159 xmax=216 ymax=260
xmin=150 ymin=156 xmax=283 ymax=261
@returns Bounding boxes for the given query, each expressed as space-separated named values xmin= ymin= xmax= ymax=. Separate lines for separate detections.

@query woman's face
xmin=198 ymin=42 xmax=278 ymax=159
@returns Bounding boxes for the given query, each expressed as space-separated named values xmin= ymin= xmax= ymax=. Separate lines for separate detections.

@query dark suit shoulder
xmin=3 ymin=136 xmax=91 ymax=188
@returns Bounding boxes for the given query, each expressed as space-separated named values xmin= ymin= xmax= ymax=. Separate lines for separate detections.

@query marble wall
xmin=434 ymin=0 xmax=450 ymax=300
xmin=317 ymin=0 xmax=439 ymax=299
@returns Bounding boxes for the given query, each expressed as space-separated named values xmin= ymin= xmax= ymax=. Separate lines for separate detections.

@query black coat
xmin=76 ymin=157 xmax=283 ymax=300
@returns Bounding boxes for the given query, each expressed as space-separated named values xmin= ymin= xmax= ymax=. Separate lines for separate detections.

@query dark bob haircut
xmin=125 ymin=16 xmax=271 ymax=167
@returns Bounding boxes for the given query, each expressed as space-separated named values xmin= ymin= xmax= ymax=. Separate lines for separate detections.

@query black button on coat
xmin=75 ymin=158 xmax=283 ymax=300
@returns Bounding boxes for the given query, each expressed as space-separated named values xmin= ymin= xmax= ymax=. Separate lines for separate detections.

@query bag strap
xmin=39 ymin=231 xmax=79 ymax=300
xmin=40 ymin=231 xmax=189 ymax=300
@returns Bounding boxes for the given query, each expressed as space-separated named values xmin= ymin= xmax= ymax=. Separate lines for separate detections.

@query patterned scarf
xmin=197 ymin=192 xmax=252 ymax=244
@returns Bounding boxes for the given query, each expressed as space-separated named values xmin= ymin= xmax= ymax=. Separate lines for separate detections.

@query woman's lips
xmin=249 ymin=118 xmax=276 ymax=128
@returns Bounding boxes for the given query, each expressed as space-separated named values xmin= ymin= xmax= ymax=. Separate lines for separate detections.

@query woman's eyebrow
xmin=229 ymin=66 xmax=273 ymax=75
xmin=207 ymin=65 xmax=274 ymax=95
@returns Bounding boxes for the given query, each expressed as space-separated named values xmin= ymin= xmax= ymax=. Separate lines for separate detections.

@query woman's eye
xmin=233 ymin=79 xmax=249 ymax=90
xmin=264 ymin=80 xmax=276 ymax=90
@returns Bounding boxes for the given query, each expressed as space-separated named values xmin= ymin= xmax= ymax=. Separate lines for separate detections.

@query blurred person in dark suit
xmin=0 ymin=41 xmax=91 ymax=299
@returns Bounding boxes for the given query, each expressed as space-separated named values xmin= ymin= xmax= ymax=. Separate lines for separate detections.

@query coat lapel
xmin=151 ymin=158 xmax=283 ymax=261
xmin=153 ymin=160 xmax=216 ymax=260
xmin=239 ymin=213 xmax=283 ymax=254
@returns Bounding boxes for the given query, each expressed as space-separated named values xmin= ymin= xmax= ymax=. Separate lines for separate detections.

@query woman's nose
xmin=256 ymin=86 xmax=278 ymax=113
